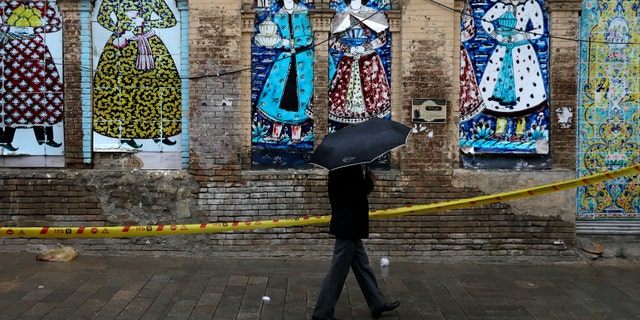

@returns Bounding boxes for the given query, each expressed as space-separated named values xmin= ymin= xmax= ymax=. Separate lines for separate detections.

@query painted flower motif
xmin=604 ymin=152 xmax=628 ymax=167
xmin=251 ymin=121 xmax=269 ymax=142
xmin=527 ymin=123 xmax=547 ymax=140
xmin=472 ymin=119 xmax=493 ymax=139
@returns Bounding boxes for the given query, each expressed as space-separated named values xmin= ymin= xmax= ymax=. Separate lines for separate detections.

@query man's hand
xmin=367 ymin=170 xmax=376 ymax=183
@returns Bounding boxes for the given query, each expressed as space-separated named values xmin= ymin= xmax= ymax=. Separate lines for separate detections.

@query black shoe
xmin=153 ymin=137 xmax=177 ymax=145
xmin=312 ymin=317 xmax=339 ymax=320
xmin=45 ymin=140 xmax=62 ymax=148
xmin=372 ymin=301 xmax=400 ymax=319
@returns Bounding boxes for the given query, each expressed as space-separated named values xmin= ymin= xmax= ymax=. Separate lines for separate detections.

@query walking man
xmin=312 ymin=164 xmax=400 ymax=320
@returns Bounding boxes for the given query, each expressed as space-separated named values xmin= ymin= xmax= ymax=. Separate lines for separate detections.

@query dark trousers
xmin=313 ymin=237 xmax=385 ymax=319
xmin=0 ymin=127 xmax=16 ymax=143
xmin=34 ymin=126 xmax=55 ymax=143
xmin=0 ymin=126 xmax=54 ymax=143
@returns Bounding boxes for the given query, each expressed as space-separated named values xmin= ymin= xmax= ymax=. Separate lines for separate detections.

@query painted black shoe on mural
xmin=154 ymin=138 xmax=177 ymax=145
xmin=38 ymin=140 xmax=62 ymax=148
xmin=1 ymin=143 xmax=18 ymax=151
xmin=121 ymin=139 xmax=143 ymax=149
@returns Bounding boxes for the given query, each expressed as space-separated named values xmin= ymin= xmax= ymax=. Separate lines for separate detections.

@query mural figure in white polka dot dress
xmin=479 ymin=0 xmax=547 ymax=117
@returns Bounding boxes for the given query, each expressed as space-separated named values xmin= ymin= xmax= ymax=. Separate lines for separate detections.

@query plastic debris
xmin=581 ymin=241 xmax=603 ymax=255
xmin=36 ymin=246 xmax=78 ymax=262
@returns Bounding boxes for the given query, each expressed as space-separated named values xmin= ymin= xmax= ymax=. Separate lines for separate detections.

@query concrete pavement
xmin=1 ymin=252 xmax=639 ymax=320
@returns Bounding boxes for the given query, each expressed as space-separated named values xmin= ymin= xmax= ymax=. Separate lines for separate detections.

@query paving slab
xmin=1 ymin=252 xmax=639 ymax=319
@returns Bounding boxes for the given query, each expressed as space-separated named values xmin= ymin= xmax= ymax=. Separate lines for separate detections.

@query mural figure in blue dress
xmin=251 ymin=0 xmax=314 ymax=169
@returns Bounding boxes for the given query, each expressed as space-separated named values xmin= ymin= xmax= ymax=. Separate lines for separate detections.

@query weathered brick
xmin=0 ymin=0 xmax=583 ymax=262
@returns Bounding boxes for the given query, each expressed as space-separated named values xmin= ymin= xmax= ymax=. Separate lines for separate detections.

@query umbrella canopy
xmin=309 ymin=118 xmax=412 ymax=170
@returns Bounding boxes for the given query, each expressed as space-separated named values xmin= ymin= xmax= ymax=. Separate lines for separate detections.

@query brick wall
xmin=0 ymin=169 xmax=576 ymax=261
xmin=547 ymin=0 xmax=582 ymax=168
xmin=0 ymin=0 xmax=581 ymax=262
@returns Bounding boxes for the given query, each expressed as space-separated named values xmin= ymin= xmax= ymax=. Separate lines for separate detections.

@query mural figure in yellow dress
xmin=93 ymin=0 xmax=181 ymax=149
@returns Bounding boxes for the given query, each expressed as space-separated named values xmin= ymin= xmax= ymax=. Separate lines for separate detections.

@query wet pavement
xmin=1 ymin=252 xmax=639 ymax=320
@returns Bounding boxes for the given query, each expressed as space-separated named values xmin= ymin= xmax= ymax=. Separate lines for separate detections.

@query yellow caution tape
xmin=370 ymin=165 xmax=640 ymax=219
xmin=2 ymin=165 xmax=639 ymax=239
xmin=0 ymin=216 xmax=332 ymax=239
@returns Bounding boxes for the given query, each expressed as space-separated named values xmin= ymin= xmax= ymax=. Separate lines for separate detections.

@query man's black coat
xmin=328 ymin=165 xmax=374 ymax=239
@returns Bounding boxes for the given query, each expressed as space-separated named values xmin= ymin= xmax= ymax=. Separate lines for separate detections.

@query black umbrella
xmin=309 ymin=118 xmax=412 ymax=170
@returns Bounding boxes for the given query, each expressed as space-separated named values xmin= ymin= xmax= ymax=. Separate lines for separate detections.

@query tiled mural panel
xmin=250 ymin=0 xmax=392 ymax=170
xmin=91 ymin=0 xmax=182 ymax=158
xmin=328 ymin=0 xmax=392 ymax=169
xmin=0 ymin=0 xmax=64 ymax=159
xmin=459 ymin=0 xmax=550 ymax=169
xmin=577 ymin=0 xmax=640 ymax=219
xmin=251 ymin=0 xmax=315 ymax=170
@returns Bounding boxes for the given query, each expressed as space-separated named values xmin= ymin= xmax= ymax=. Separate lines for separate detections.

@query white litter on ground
xmin=262 ymin=296 xmax=271 ymax=302
xmin=380 ymin=257 xmax=390 ymax=267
